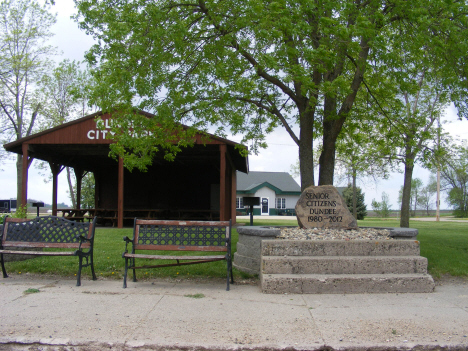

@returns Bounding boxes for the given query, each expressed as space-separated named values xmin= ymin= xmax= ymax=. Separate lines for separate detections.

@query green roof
xmin=237 ymin=171 xmax=301 ymax=195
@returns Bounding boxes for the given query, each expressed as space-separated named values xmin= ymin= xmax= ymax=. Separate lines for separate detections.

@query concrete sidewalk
xmin=1 ymin=275 xmax=468 ymax=350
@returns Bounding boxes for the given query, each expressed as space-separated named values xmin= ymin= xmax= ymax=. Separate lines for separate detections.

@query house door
xmin=261 ymin=197 xmax=269 ymax=215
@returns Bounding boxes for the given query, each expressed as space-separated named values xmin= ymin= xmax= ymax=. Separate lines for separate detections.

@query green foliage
xmin=342 ymin=185 xmax=367 ymax=220
xmin=38 ymin=59 xmax=96 ymax=128
xmin=0 ymin=214 xmax=6 ymax=224
xmin=0 ymin=0 xmax=57 ymax=138
xmin=12 ymin=205 xmax=28 ymax=219
xmin=69 ymin=173 xmax=95 ymax=209
xmin=0 ymin=0 xmax=57 ymax=201
xmin=74 ymin=0 xmax=468 ymax=187
xmin=334 ymin=116 xmax=392 ymax=185
xmin=417 ymin=176 xmax=438 ymax=216
xmin=439 ymin=142 xmax=468 ymax=218
xmin=81 ymin=173 xmax=96 ymax=209
xmin=448 ymin=187 xmax=468 ymax=218
xmin=371 ymin=192 xmax=392 ymax=218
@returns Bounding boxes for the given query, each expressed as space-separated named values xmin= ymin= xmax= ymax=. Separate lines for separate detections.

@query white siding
xmin=284 ymin=195 xmax=300 ymax=209
xmin=254 ymin=187 xmax=276 ymax=214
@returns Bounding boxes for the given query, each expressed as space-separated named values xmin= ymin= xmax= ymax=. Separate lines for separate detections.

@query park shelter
xmin=3 ymin=111 xmax=248 ymax=227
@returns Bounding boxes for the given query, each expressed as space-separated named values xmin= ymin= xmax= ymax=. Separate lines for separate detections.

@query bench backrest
xmin=1 ymin=216 xmax=96 ymax=249
xmin=133 ymin=219 xmax=231 ymax=252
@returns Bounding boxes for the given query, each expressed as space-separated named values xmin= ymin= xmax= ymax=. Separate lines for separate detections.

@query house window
xmin=276 ymin=198 xmax=286 ymax=209
xmin=236 ymin=197 xmax=244 ymax=209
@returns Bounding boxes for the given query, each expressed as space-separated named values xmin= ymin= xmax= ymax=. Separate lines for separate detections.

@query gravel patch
xmin=277 ymin=227 xmax=393 ymax=240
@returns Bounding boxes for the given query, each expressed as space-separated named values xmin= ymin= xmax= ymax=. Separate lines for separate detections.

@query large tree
xmin=439 ymin=141 xmax=468 ymax=218
xmin=0 ymin=0 xmax=56 ymax=205
xmin=381 ymin=58 xmax=455 ymax=227
xmin=334 ymin=110 xmax=392 ymax=218
xmin=74 ymin=0 xmax=468 ymax=190
xmin=37 ymin=59 xmax=96 ymax=207
xmin=418 ymin=175 xmax=437 ymax=216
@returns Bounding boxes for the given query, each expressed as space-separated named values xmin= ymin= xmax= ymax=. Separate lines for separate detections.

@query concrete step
xmin=262 ymin=256 xmax=429 ymax=275
xmin=262 ymin=240 xmax=421 ymax=257
xmin=261 ymin=273 xmax=435 ymax=294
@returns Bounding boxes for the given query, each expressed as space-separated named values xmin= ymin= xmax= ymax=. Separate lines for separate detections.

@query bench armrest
xmin=76 ymin=234 xmax=94 ymax=252
xmin=78 ymin=234 xmax=91 ymax=243
xmin=76 ymin=217 xmax=98 ymax=250
xmin=123 ymin=236 xmax=134 ymax=253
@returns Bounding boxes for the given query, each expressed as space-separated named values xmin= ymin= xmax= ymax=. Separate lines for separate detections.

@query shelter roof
xmin=3 ymin=110 xmax=248 ymax=173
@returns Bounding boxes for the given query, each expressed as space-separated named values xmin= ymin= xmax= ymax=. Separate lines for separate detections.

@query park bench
xmin=0 ymin=216 xmax=97 ymax=286
xmin=123 ymin=219 xmax=233 ymax=290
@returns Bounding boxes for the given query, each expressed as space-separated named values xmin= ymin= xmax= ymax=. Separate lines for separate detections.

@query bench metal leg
xmin=226 ymin=258 xmax=234 ymax=291
xmin=90 ymin=253 xmax=97 ymax=281
xmin=1 ymin=254 xmax=8 ymax=278
xmin=230 ymin=262 xmax=234 ymax=284
xmin=123 ymin=257 xmax=128 ymax=288
xmin=131 ymin=257 xmax=137 ymax=283
xmin=76 ymin=255 xmax=83 ymax=286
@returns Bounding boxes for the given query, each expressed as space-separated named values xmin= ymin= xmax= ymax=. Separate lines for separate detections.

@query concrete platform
xmin=260 ymin=239 xmax=435 ymax=294
xmin=261 ymin=273 xmax=436 ymax=294
xmin=1 ymin=275 xmax=468 ymax=350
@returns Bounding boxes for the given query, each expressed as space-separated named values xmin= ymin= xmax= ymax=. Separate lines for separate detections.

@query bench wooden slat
xmin=123 ymin=253 xmax=226 ymax=260
xmin=2 ymin=242 xmax=89 ymax=249
xmin=133 ymin=244 xmax=227 ymax=252
xmin=0 ymin=250 xmax=76 ymax=256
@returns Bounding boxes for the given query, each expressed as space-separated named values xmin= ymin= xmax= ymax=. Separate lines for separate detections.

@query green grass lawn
xmin=359 ymin=218 xmax=468 ymax=278
xmin=3 ymin=217 xmax=467 ymax=281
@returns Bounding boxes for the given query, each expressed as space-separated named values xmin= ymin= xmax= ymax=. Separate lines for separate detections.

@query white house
xmin=236 ymin=171 xmax=301 ymax=216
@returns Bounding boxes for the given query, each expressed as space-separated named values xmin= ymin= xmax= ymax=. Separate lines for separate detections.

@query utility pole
xmin=436 ymin=114 xmax=441 ymax=221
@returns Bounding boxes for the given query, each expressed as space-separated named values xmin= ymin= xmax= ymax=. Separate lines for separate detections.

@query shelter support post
xmin=219 ymin=145 xmax=227 ymax=221
xmin=49 ymin=162 xmax=65 ymax=216
xmin=118 ymin=157 xmax=124 ymax=228
xmin=231 ymin=169 xmax=237 ymax=225
xmin=21 ymin=143 xmax=33 ymax=208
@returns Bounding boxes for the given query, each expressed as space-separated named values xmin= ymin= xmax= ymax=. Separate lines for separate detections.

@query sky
xmin=1 ymin=0 xmax=468 ymax=210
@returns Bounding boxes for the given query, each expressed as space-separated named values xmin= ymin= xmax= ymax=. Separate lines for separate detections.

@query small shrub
xmin=371 ymin=192 xmax=392 ymax=218
xmin=12 ymin=205 xmax=28 ymax=219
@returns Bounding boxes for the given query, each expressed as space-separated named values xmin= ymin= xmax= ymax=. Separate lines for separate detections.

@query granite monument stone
xmin=295 ymin=185 xmax=358 ymax=229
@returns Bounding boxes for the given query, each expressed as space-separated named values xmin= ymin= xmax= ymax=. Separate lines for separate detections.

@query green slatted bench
xmin=0 ymin=216 xmax=97 ymax=286
xmin=123 ymin=219 xmax=233 ymax=290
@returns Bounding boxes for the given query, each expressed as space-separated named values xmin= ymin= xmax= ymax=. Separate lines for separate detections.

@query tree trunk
xmin=400 ymin=160 xmax=414 ymax=228
xmin=318 ymin=97 xmax=348 ymax=186
xmin=318 ymin=136 xmax=336 ymax=185
xmin=299 ymin=110 xmax=315 ymax=190
xmin=67 ymin=167 xmax=76 ymax=208
xmin=352 ymin=169 xmax=357 ymax=219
